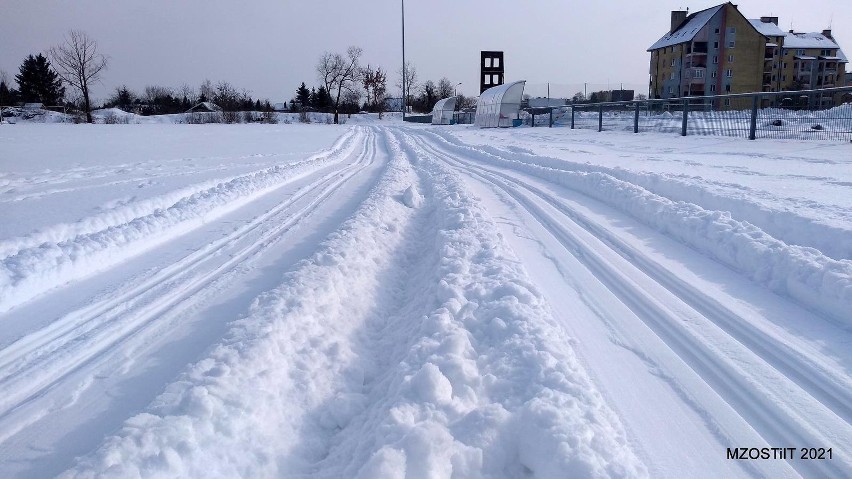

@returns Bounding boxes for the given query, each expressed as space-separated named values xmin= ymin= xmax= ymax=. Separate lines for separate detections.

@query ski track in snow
xmin=1 ymin=122 xmax=850 ymax=478
xmin=402 ymin=128 xmax=852 ymax=478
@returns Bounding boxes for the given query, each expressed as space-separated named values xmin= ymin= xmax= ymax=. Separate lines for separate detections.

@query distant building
xmin=480 ymin=51 xmax=505 ymax=94
xmin=528 ymin=97 xmax=565 ymax=108
xmin=589 ymin=90 xmax=635 ymax=102
xmin=186 ymin=102 xmax=222 ymax=113
xmin=648 ymin=2 xmax=848 ymax=102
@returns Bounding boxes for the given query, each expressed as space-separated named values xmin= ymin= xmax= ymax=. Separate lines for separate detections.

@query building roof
xmin=748 ymin=19 xmax=785 ymax=37
xmin=783 ymin=32 xmax=840 ymax=49
xmin=783 ymin=32 xmax=847 ymax=62
xmin=648 ymin=4 xmax=724 ymax=51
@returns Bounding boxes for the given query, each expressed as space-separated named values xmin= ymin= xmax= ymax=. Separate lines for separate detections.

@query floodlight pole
xmin=455 ymin=82 xmax=462 ymax=97
xmin=401 ymin=0 xmax=406 ymax=120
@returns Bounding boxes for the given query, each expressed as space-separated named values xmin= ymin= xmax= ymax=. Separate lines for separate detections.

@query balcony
xmin=688 ymin=67 xmax=706 ymax=83
xmin=686 ymin=42 xmax=708 ymax=56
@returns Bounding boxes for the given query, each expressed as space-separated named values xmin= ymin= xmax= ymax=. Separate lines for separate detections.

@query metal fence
xmin=565 ymin=86 xmax=852 ymax=141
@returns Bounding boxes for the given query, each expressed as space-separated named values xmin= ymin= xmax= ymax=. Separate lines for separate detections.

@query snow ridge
xmin=0 ymin=128 xmax=361 ymax=313
xmin=425 ymin=131 xmax=852 ymax=327
xmin=434 ymin=130 xmax=852 ymax=260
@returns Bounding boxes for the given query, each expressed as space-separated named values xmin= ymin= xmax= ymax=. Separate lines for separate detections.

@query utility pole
xmin=401 ymin=0 xmax=406 ymax=121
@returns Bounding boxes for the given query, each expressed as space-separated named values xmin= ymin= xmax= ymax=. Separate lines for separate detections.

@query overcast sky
xmin=1 ymin=0 xmax=850 ymax=103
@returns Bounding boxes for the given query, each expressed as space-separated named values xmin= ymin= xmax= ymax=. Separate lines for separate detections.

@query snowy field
xmin=0 ymin=120 xmax=850 ymax=478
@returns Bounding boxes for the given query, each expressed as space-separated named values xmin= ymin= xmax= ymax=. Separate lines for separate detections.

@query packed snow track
xmin=0 ymin=122 xmax=850 ymax=478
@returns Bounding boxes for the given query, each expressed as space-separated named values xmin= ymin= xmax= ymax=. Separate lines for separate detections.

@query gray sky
xmin=1 ymin=0 xmax=850 ymax=103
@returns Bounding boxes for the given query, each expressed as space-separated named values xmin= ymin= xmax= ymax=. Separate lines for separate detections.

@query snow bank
xmin=0 ymin=128 xmax=361 ymax=312
xmin=425 ymin=131 xmax=852 ymax=326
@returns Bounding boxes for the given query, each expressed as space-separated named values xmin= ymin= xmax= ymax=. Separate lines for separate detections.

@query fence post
xmin=749 ymin=95 xmax=759 ymax=140
xmin=681 ymin=98 xmax=689 ymax=136
xmin=571 ymin=105 xmax=575 ymax=129
xmin=598 ymin=103 xmax=603 ymax=132
xmin=634 ymin=101 xmax=640 ymax=133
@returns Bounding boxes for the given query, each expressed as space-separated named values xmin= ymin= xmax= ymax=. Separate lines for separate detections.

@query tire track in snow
xmin=408 ymin=129 xmax=852 ymax=478
xmin=0 ymin=128 xmax=379 ymax=444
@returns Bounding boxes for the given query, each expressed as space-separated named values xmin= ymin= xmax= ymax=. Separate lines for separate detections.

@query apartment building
xmin=647 ymin=2 xmax=848 ymax=102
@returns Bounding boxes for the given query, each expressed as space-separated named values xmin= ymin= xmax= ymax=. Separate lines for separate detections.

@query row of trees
xmin=289 ymin=47 xmax=469 ymax=124
xmin=104 ymin=81 xmax=273 ymax=115
xmin=1 ymin=30 xmax=106 ymax=123
xmin=2 ymin=37 xmax=471 ymax=126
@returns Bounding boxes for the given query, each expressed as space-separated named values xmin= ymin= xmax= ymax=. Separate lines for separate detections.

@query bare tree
xmin=199 ymin=79 xmax=215 ymax=103
xmin=362 ymin=64 xmax=388 ymax=117
xmin=316 ymin=46 xmax=363 ymax=124
xmin=49 ymin=30 xmax=108 ymax=123
xmin=179 ymin=83 xmax=197 ymax=104
xmin=437 ymin=77 xmax=455 ymax=100
xmin=396 ymin=61 xmax=417 ymax=111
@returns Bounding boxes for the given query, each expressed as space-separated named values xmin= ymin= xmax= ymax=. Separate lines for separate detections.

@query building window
xmin=724 ymin=98 xmax=731 ymax=106
xmin=726 ymin=69 xmax=733 ymax=77
xmin=671 ymin=72 xmax=676 ymax=80
xmin=711 ymin=70 xmax=717 ymax=78
xmin=796 ymin=49 xmax=805 ymax=55
xmin=713 ymin=41 xmax=719 ymax=49
xmin=728 ymin=41 xmax=735 ymax=48
xmin=728 ymin=27 xmax=736 ymax=34
xmin=782 ymin=62 xmax=787 ymax=68
xmin=494 ymin=58 xmax=500 ymax=68
xmin=713 ymin=55 xmax=718 ymax=64
xmin=694 ymin=69 xmax=704 ymax=78
xmin=728 ymin=55 xmax=734 ymax=62
xmin=484 ymin=58 xmax=492 ymax=68
xmin=710 ymin=84 xmax=716 ymax=92
xmin=783 ymin=49 xmax=788 ymax=56
xmin=671 ymin=58 xmax=675 ymax=66
xmin=782 ymin=75 xmax=786 ymax=81
xmin=725 ymin=84 xmax=731 ymax=92
xmin=714 ymin=28 xmax=720 ymax=34
xmin=794 ymin=62 xmax=799 ymax=69
xmin=668 ymin=87 xmax=673 ymax=94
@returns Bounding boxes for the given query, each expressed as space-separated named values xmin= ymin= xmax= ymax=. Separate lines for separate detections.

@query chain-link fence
xmin=564 ymin=86 xmax=852 ymax=141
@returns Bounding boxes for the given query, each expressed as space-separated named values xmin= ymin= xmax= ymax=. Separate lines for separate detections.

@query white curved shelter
xmin=431 ymin=96 xmax=457 ymax=125
xmin=475 ymin=80 xmax=525 ymax=128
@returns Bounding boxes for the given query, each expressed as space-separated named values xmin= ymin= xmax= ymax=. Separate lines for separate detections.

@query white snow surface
xmin=1 ymin=120 xmax=851 ymax=478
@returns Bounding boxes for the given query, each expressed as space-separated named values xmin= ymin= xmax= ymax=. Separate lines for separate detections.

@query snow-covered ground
xmin=0 ymin=121 xmax=850 ymax=478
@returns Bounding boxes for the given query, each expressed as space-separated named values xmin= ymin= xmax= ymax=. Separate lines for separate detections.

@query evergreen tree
xmin=15 ymin=54 xmax=65 ymax=105
xmin=295 ymin=82 xmax=310 ymax=109
xmin=0 ymin=80 xmax=15 ymax=106
xmin=315 ymin=86 xmax=331 ymax=111
xmin=309 ymin=87 xmax=317 ymax=109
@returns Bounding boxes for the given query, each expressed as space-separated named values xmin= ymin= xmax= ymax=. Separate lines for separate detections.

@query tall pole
xmin=401 ymin=0 xmax=406 ymax=120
